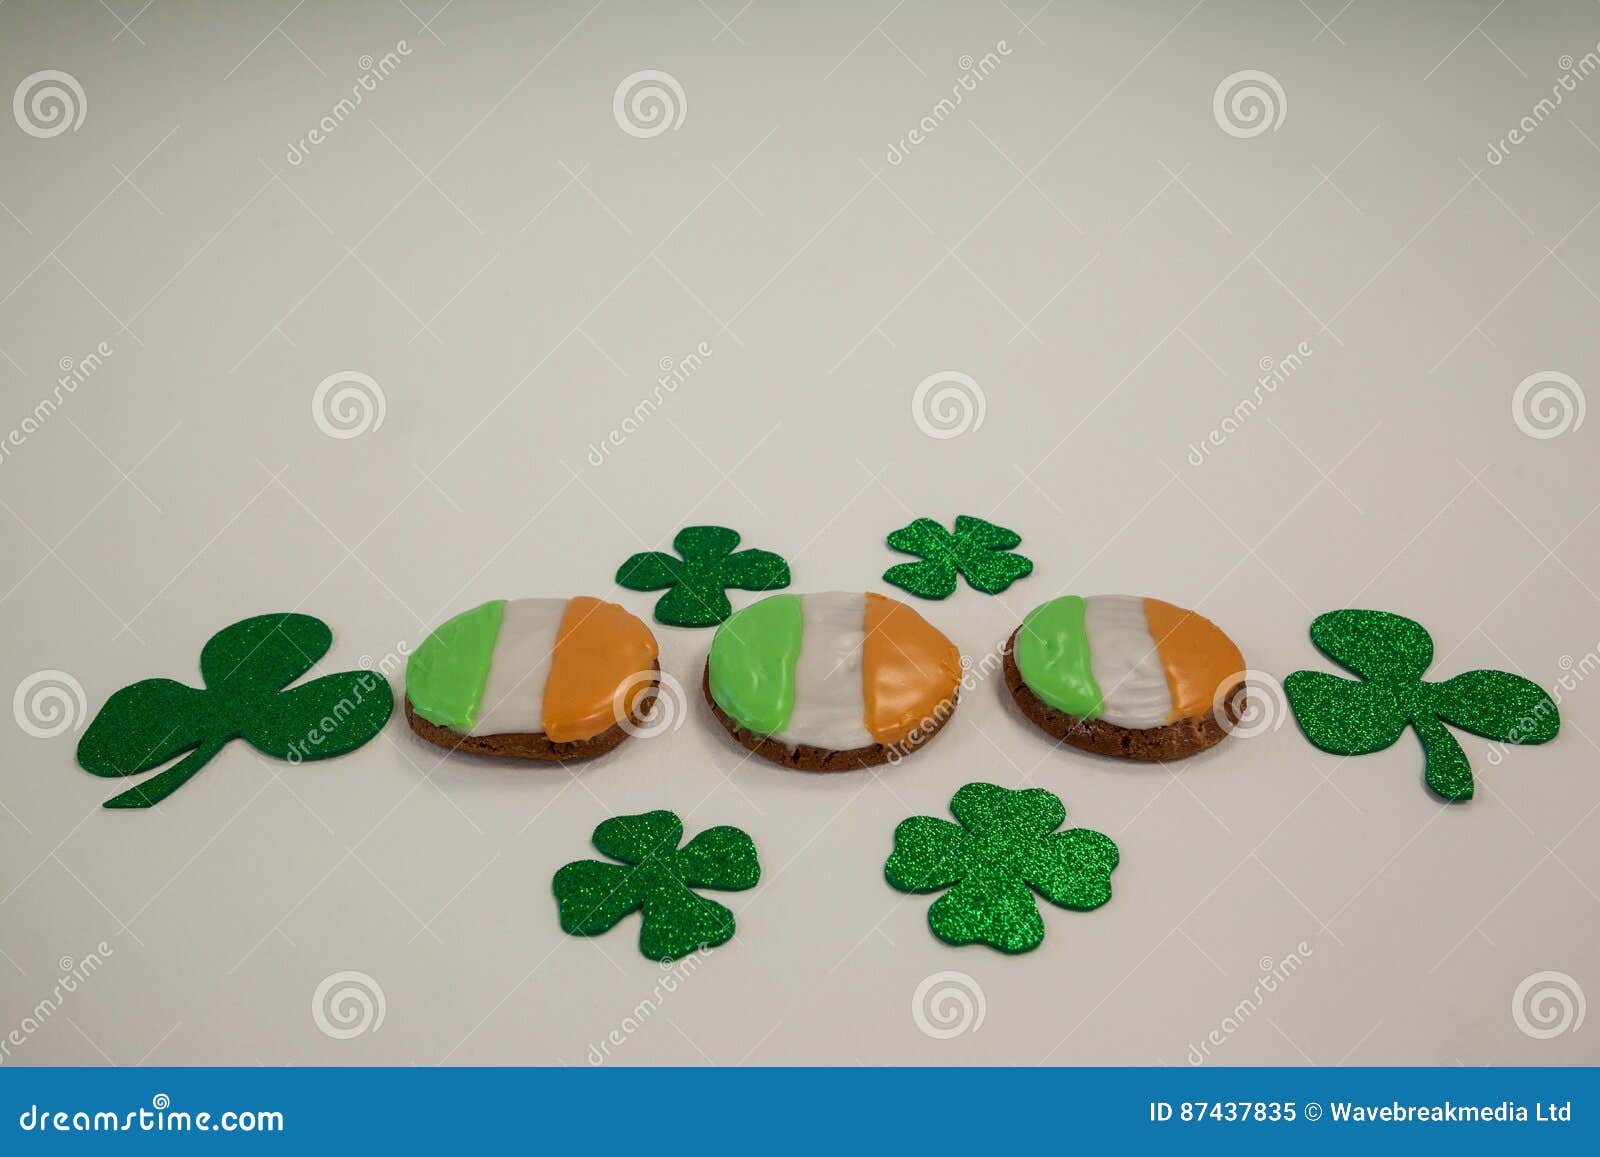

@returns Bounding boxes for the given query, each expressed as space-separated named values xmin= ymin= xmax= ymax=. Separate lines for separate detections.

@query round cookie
xmin=703 ymin=591 xmax=962 ymax=771
xmin=1004 ymin=594 xmax=1246 ymax=761
xmin=406 ymin=596 xmax=659 ymax=761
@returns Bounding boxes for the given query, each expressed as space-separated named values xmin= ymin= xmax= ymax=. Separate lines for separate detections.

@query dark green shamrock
xmin=76 ymin=613 xmax=393 ymax=809
xmin=553 ymin=810 xmax=759 ymax=961
xmin=885 ymin=782 xmax=1118 ymax=954
xmin=882 ymin=515 xmax=1033 ymax=600
xmin=615 ymin=525 xmax=791 ymax=627
xmin=1283 ymin=609 xmax=1560 ymax=802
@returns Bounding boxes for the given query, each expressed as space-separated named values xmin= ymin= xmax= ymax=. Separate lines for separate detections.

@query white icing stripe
xmin=1084 ymin=595 xmax=1173 ymax=729
xmin=775 ymin=591 xmax=874 ymax=751
xmin=468 ymin=597 xmax=566 ymax=736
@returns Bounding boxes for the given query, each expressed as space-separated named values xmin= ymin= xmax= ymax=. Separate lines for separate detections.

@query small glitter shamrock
xmin=76 ymin=613 xmax=393 ymax=809
xmin=1283 ymin=610 xmax=1560 ymax=802
xmin=882 ymin=515 xmax=1033 ymax=600
xmin=553 ymin=810 xmax=760 ymax=961
xmin=885 ymin=782 xmax=1118 ymax=954
xmin=615 ymin=525 xmax=791 ymax=627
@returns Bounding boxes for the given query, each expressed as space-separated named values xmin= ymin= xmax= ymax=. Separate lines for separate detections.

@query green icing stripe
xmin=1015 ymin=595 xmax=1103 ymax=719
xmin=708 ymin=594 xmax=803 ymax=735
xmin=406 ymin=599 xmax=505 ymax=730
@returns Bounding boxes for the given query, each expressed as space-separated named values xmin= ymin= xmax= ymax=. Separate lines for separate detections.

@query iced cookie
xmin=1004 ymin=594 xmax=1246 ymax=761
xmin=703 ymin=591 xmax=962 ymax=770
xmin=405 ymin=596 xmax=659 ymax=761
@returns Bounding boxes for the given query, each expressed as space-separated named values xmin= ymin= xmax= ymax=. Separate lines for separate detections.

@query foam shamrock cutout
xmin=76 ymin=613 xmax=393 ymax=809
xmin=885 ymin=782 xmax=1118 ymax=954
xmin=615 ymin=525 xmax=791 ymax=627
xmin=1283 ymin=609 xmax=1560 ymax=802
xmin=882 ymin=515 xmax=1033 ymax=600
xmin=553 ymin=810 xmax=760 ymax=961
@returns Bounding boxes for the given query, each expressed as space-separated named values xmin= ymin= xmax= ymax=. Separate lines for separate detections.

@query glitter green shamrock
xmin=1283 ymin=610 xmax=1560 ymax=802
xmin=615 ymin=525 xmax=791 ymax=627
xmin=76 ymin=613 xmax=393 ymax=809
xmin=885 ymin=783 xmax=1118 ymax=954
xmin=882 ymin=515 xmax=1033 ymax=600
xmin=553 ymin=810 xmax=760 ymax=961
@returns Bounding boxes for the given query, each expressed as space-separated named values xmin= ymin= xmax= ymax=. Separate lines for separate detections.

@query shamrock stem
xmin=1413 ymin=713 xmax=1473 ymax=802
xmin=103 ymin=738 xmax=226 ymax=809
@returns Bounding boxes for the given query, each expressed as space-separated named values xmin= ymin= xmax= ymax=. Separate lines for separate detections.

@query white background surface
xmin=1 ymin=0 xmax=1597 ymax=1066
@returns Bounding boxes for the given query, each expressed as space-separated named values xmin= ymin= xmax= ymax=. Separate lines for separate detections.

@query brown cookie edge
xmin=1002 ymin=628 xmax=1243 ymax=761
xmin=700 ymin=661 xmax=957 ymax=771
xmin=404 ymin=662 xmax=661 ymax=763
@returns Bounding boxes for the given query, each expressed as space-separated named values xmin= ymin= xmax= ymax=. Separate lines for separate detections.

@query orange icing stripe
xmin=862 ymin=592 xmax=962 ymax=746
xmin=1143 ymin=598 xmax=1245 ymax=723
xmin=543 ymin=596 xmax=660 ymax=742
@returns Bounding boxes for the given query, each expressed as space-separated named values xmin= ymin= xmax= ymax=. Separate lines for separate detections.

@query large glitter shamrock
xmin=1283 ymin=610 xmax=1559 ymax=802
xmin=615 ymin=525 xmax=791 ymax=627
xmin=77 ymin=613 xmax=393 ymax=809
xmin=885 ymin=782 xmax=1118 ymax=953
xmin=553 ymin=810 xmax=760 ymax=961
xmin=882 ymin=515 xmax=1033 ymax=600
